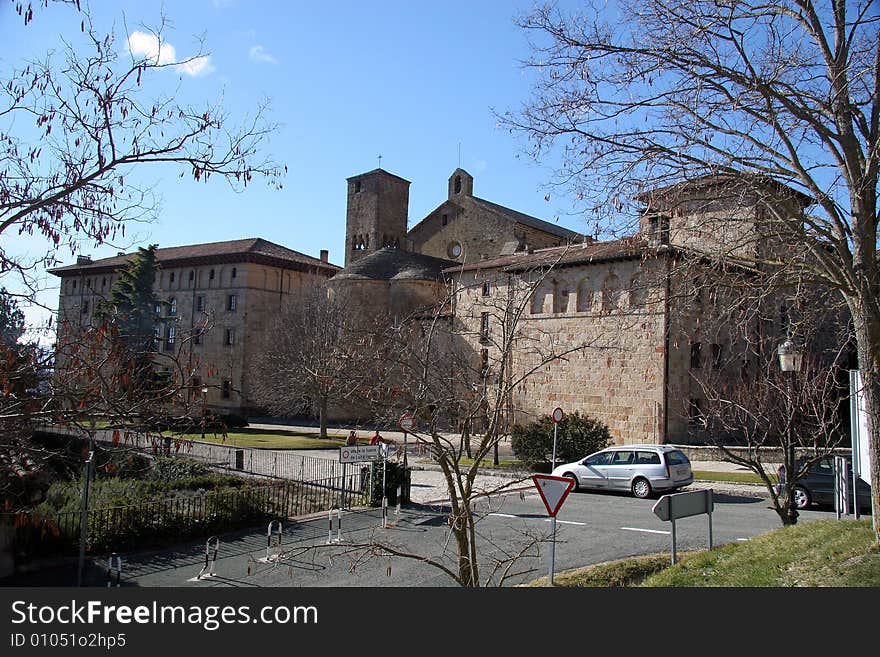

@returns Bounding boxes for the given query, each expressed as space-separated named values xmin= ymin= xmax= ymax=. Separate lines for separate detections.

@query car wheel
xmin=563 ymin=472 xmax=579 ymax=492
xmin=794 ymin=486 xmax=811 ymax=510
xmin=631 ymin=477 xmax=652 ymax=499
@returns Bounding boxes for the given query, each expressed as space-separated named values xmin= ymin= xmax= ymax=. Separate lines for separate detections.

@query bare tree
xmin=354 ymin=248 xmax=620 ymax=586
xmin=1 ymin=3 xmax=282 ymax=298
xmin=248 ymin=288 xmax=372 ymax=439
xmin=504 ymin=0 xmax=880 ymax=539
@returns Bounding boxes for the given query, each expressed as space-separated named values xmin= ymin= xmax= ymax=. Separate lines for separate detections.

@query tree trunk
xmin=318 ymin=396 xmax=328 ymax=440
xmin=851 ymin=305 xmax=880 ymax=542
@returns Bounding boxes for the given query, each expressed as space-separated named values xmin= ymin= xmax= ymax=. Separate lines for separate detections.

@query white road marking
xmin=488 ymin=513 xmax=587 ymax=527
xmin=737 ymin=538 xmax=749 ymax=542
xmin=620 ymin=527 xmax=670 ymax=535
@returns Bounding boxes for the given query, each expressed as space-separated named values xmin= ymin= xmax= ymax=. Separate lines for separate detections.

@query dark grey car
xmin=777 ymin=457 xmax=872 ymax=510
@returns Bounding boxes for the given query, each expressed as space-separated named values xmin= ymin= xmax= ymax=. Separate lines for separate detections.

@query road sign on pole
xmin=398 ymin=413 xmax=415 ymax=432
xmin=532 ymin=474 xmax=574 ymax=517
xmin=339 ymin=445 xmax=382 ymax=463
xmin=532 ymin=474 xmax=575 ymax=587
xmin=551 ymin=407 xmax=565 ymax=424
xmin=652 ymin=489 xmax=714 ymax=565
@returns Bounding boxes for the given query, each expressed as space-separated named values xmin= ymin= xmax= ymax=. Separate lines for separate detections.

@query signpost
xmin=551 ymin=407 xmax=565 ymax=471
xmin=652 ymin=489 xmax=714 ymax=565
xmin=849 ymin=370 xmax=876 ymax=527
xmin=532 ymin=474 xmax=575 ymax=586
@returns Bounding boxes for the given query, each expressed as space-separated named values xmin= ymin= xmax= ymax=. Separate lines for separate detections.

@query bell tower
xmin=345 ymin=169 xmax=410 ymax=266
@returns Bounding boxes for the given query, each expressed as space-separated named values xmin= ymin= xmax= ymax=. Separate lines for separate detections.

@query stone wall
xmin=453 ymin=257 xmax=670 ymax=445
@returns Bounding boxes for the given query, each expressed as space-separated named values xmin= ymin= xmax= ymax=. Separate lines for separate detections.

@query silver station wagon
xmin=551 ymin=445 xmax=694 ymax=499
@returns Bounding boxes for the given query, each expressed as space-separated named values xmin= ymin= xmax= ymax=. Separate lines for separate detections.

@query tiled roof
xmin=331 ymin=247 xmax=457 ymax=282
xmin=445 ymin=237 xmax=652 ymax=273
xmin=48 ymin=238 xmax=340 ymax=276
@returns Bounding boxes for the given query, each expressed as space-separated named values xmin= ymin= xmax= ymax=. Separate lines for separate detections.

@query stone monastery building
xmin=52 ymin=167 xmax=807 ymax=445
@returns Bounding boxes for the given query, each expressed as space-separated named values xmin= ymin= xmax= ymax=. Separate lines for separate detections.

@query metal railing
xmin=5 ymin=473 xmax=368 ymax=560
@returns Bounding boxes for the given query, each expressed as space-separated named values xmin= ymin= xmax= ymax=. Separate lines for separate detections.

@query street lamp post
xmin=778 ymin=339 xmax=803 ymax=525
xmin=200 ymin=386 xmax=208 ymax=440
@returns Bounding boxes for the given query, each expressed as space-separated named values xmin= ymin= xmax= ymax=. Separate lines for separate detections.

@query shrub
xmin=148 ymin=457 xmax=212 ymax=483
xmin=511 ymin=411 xmax=611 ymax=470
xmin=368 ymin=461 xmax=410 ymax=506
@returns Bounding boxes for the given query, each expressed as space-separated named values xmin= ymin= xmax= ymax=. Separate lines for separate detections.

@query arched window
xmin=601 ymin=273 xmax=622 ymax=313
xmin=454 ymin=175 xmax=462 ymax=194
xmin=553 ymin=280 xmax=570 ymax=314
xmin=576 ymin=278 xmax=592 ymax=312
xmin=629 ymin=272 xmax=646 ymax=309
xmin=168 ymin=297 xmax=177 ymax=316
xmin=530 ymin=284 xmax=548 ymax=314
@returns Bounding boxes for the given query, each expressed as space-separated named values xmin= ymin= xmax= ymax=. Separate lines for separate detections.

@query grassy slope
xmin=528 ymin=520 xmax=879 ymax=587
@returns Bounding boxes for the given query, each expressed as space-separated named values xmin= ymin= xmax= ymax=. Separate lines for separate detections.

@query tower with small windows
xmin=447 ymin=168 xmax=473 ymax=199
xmin=344 ymin=169 xmax=410 ymax=266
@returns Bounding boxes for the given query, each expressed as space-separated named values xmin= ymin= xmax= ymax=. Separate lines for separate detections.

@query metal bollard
xmin=326 ymin=508 xmax=342 ymax=543
xmin=106 ymin=553 xmax=122 ymax=587
xmin=266 ymin=521 xmax=282 ymax=562
xmin=198 ymin=536 xmax=220 ymax=579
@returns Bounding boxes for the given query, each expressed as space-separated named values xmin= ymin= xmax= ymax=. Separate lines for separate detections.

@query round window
xmin=448 ymin=241 xmax=462 ymax=259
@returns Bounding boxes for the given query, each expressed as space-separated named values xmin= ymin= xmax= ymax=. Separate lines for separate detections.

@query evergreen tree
xmin=95 ymin=245 xmax=161 ymax=390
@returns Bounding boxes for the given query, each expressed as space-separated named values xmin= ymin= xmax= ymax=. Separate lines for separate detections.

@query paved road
xmin=60 ymin=485 xmax=837 ymax=588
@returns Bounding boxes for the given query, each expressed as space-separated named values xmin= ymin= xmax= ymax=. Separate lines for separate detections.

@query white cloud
xmin=127 ymin=31 xmax=215 ymax=77
xmin=128 ymin=31 xmax=177 ymax=66
xmin=176 ymin=56 xmax=216 ymax=77
xmin=249 ymin=45 xmax=278 ymax=65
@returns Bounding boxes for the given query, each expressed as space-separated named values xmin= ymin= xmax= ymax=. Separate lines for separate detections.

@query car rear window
xmin=665 ymin=450 xmax=690 ymax=465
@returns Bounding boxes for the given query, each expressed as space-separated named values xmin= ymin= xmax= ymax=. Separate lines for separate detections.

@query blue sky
xmin=2 ymin=0 xmax=592 ymax=335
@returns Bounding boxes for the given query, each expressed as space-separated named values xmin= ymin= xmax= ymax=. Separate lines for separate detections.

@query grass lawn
xmin=692 ymin=469 xmax=777 ymax=485
xmin=181 ymin=427 xmax=349 ymax=449
xmin=524 ymin=519 xmax=879 ymax=587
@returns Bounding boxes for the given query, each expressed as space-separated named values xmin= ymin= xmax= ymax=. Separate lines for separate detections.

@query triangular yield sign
xmin=532 ymin=475 xmax=575 ymax=517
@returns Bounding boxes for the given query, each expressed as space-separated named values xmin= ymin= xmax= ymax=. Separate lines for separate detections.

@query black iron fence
xmin=4 ymin=474 xmax=368 ymax=560
xmin=68 ymin=428 xmax=349 ymax=484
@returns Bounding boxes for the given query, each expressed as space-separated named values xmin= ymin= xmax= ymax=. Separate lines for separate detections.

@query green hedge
xmin=511 ymin=411 xmax=611 ymax=470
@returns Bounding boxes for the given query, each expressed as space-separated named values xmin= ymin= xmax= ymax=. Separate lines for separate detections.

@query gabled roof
xmin=635 ymin=173 xmax=814 ymax=208
xmin=346 ymin=168 xmax=411 ymax=185
xmin=468 ymin=196 xmax=583 ymax=241
xmin=48 ymin=238 xmax=341 ymax=276
xmin=406 ymin=195 xmax=583 ymax=242
xmin=331 ymin=247 xmax=457 ymax=282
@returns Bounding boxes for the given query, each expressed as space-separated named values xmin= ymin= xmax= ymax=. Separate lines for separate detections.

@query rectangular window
xmin=81 ymin=300 xmax=89 ymax=314
xmin=231 ymin=267 xmax=237 ymax=279
xmin=711 ymin=343 xmax=723 ymax=370
xmin=194 ymin=326 xmax=203 ymax=345
xmin=480 ymin=348 xmax=489 ymax=378
xmin=227 ymin=294 xmax=237 ymax=311
xmin=165 ymin=325 xmax=176 ymax=351
xmin=221 ymin=380 xmax=231 ymax=399
xmin=690 ymin=342 xmax=702 ymax=369
xmin=480 ymin=312 xmax=490 ymax=341
xmin=482 ymin=281 xmax=491 ymax=296
xmin=170 ymin=272 xmax=175 ymax=283
xmin=196 ymin=295 xmax=205 ymax=312
xmin=225 ymin=328 xmax=235 ymax=346
xmin=441 ymin=213 xmax=448 ymax=226
xmin=209 ymin=269 xmax=215 ymax=281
